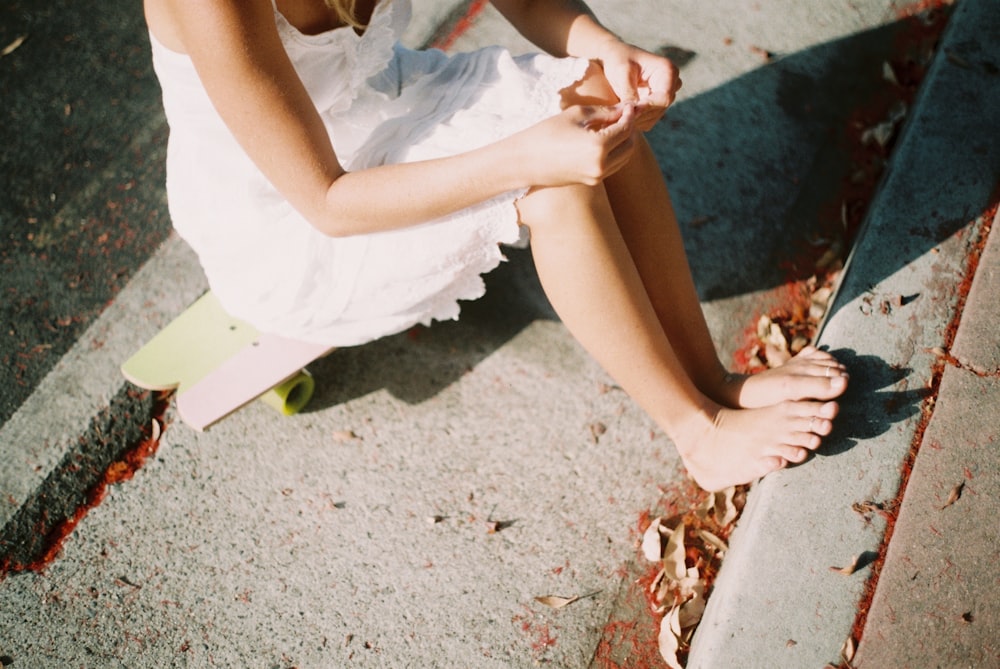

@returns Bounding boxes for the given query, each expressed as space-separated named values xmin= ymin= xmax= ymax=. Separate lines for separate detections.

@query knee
xmin=560 ymin=60 xmax=619 ymax=108
xmin=515 ymin=183 xmax=610 ymax=234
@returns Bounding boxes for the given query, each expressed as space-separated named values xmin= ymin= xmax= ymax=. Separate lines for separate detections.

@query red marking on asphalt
xmin=432 ymin=0 xmax=489 ymax=51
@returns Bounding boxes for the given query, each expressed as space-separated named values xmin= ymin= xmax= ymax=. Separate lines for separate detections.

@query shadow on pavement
xmin=818 ymin=348 xmax=926 ymax=459
xmin=0 ymin=0 xmax=171 ymax=426
xmin=310 ymin=15 xmax=966 ymax=410
xmin=2 ymin=8 xmax=973 ymax=426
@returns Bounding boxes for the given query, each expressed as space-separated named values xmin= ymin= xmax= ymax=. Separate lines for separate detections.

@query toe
xmin=760 ymin=455 xmax=789 ymax=474
xmin=829 ymin=374 xmax=849 ymax=395
xmin=803 ymin=432 xmax=822 ymax=449
xmin=776 ymin=445 xmax=809 ymax=463
xmin=818 ymin=400 xmax=840 ymax=419
xmin=799 ymin=412 xmax=833 ymax=436
xmin=806 ymin=374 xmax=848 ymax=400
xmin=796 ymin=346 xmax=839 ymax=365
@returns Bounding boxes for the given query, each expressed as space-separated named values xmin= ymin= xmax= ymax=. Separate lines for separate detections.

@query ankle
xmin=670 ymin=397 xmax=722 ymax=458
xmin=699 ymin=366 xmax=745 ymax=409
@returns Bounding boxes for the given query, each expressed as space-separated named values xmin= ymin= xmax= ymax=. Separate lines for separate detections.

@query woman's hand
xmin=511 ymin=104 xmax=638 ymax=188
xmin=593 ymin=38 xmax=681 ymax=131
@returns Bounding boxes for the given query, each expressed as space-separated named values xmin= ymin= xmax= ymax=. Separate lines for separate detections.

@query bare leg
xmin=517 ymin=183 xmax=838 ymax=491
xmin=604 ymin=138 xmax=849 ymax=409
xmin=568 ymin=63 xmax=848 ymax=409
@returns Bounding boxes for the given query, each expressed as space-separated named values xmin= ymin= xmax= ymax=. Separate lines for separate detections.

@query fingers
xmin=597 ymin=102 xmax=635 ymax=137
xmin=600 ymin=59 xmax=640 ymax=105
xmin=575 ymin=103 xmax=636 ymax=151
xmin=577 ymin=104 xmax=624 ymax=130
xmin=642 ymin=59 xmax=682 ymax=108
xmin=596 ymin=104 xmax=638 ymax=175
xmin=555 ymin=103 xmax=638 ymax=184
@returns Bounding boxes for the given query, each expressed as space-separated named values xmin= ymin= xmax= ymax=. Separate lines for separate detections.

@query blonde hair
xmin=324 ymin=0 xmax=365 ymax=29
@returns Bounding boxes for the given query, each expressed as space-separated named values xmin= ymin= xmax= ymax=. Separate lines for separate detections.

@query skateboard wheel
xmin=259 ymin=370 xmax=315 ymax=416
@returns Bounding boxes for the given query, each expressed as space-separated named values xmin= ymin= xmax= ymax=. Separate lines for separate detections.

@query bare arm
xmin=159 ymin=0 xmax=532 ymax=236
xmin=488 ymin=0 xmax=618 ymax=59
xmin=159 ymin=0 xmax=635 ymax=238
xmin=491 ymin=0 xmax=682 ymax=124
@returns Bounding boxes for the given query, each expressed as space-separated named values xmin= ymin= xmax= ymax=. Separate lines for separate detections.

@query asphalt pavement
xmin=1 ymin=0 xmax=997 ymax=667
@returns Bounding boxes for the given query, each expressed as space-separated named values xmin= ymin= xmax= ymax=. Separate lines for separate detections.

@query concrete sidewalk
xmin=1 ymin=1 xmax=997 ymax=667
xmin=690 ymin=0 xmax=1000 ymax=666
xmin=855 ymin=211 xmax=999 ymax=669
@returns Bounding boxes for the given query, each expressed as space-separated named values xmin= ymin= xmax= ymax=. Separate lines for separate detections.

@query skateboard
xmin=121 ymin=292 xmax=332 ymax=431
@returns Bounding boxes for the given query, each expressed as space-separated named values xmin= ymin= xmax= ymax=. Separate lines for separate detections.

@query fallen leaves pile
xmin=744 ymin=272 xmax=838 ymax=371
xmin=640 ymin=486 xmax=745 ymax=668
xmin=736 ymin=4 xmax=955 ymax=374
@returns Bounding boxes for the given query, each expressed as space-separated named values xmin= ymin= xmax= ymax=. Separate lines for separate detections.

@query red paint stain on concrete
xmin=0 ymin=393 xmax=170 ymax=576
xmin=432 ymin=0 xmax=489 ymax=52
xmin=846 ymin=198 xmax=996 ymax=660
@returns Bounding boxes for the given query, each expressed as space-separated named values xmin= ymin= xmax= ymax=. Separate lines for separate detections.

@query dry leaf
xmin=698 ymin=529 xmax=728 ymax=555
xmin=641 ymin=517 xmax=665 ymax=562
xmin=755 ymin=315 xmax=772 ymax=340
xmin=678 ymin=593 xmax=705 ymax=629
xmin=589 ymin=421 xmax=607 ymax=442
xmin=764 ymin=322 xmax=787 ymax=348
xmin=882 ymin=61 xmax=899 ymax=84
xmin=678 ymin=576 xmax=706 ymax=628
xmin=830 ymin=554 xmax=861 ymax=576
xmin=534 ymin=595 xmax=579 ymax=609
xmin=696 ymin=494 xmax=713 ymax=522
xmin=748 ymin=44 xmax=775 ymax=61
xmin=945 ymin=49 xmax=973 ymax=69
xmin=676 ymin=566 xmax=701 ymax=598
xmin=1 ymin=35 xmax=27 ymax=57
xmin=811 ymin=286 xmax=834 ymax=317
xmin=652 ymin=573 xmax=672 ymax=611
xmin=662 ymin=522 xmax=687 ymax=582
xmin=841 ymin=635 xmax=856 ymax=663
xmin=658 ymin=606 xmax=684 ymax=669
xmin=815 ymin=246 xmax=840 ymax=272
xmin=649 ymin=567 xmax=666 ymax=597
xmin=714 ymin=487 xmax=738 ymax=527
xmin=486 ymin=519 xmax=515 ymax=534
xmin=940 ymin=481 xmax=964 ymax=509
xmin=764 ymin=343 xmax=791 ymax=367
xmin=861 ymin=101 xmax=908 ymax=148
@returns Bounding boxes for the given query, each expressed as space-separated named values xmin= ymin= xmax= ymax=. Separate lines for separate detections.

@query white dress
xmin=150 ymin=0 xmax=589 ymax=346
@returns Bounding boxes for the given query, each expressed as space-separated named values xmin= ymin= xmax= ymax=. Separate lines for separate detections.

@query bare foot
xmin=673 ymin=398 xmax=839 ymax=492
xmin=718 ymin=346 xmax=849 ymax=409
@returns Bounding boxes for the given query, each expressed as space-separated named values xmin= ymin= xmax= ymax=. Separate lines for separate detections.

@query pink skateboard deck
xmin=121 ymin=292 xmax=331 ymax=431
